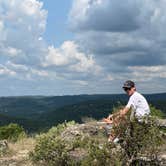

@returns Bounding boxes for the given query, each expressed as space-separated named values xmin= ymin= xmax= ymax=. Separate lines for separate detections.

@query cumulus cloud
xmin=128 ymin=65 xmax=166 ymax=80
xmin=0 ymin=0 xmax=165 ymax=95
xmin=0 ymin=64 xmax=16 ymax=76
xmin=42 ymin=41 xmax=101 ymax=74
xmin=0 ymin=0 xmax=47 ymax=66
xmin=69 ymin=0 xmax=166 ymax=92
xmin=0 ymin=0 xmax=103 ymax=95
xmin=69 ymin=0 xmax=140 ymax=32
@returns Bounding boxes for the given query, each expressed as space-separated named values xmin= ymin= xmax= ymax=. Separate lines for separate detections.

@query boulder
xmin=0 ymin=140 xmax=8 ymax=155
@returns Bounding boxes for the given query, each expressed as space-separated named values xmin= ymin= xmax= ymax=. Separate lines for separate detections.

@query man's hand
xmin=119 ymin=107 xmax=129 ymax=117
xmin=103 ymin=118 xmax=113 ymax=124
xmin=107 ymin=114 xmax=113 ymax=120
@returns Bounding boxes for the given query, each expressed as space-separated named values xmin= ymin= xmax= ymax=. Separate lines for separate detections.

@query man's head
xmin=122 ymin=80 xmax=136 ymax=96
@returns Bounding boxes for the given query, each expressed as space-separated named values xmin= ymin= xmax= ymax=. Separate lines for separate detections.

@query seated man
xmin=103 ymin=80 xmax=151 ymax=142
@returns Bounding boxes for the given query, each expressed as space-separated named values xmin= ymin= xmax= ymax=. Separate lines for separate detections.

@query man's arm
xmin=106 ymin=107 xmax=129 ymax=120
xmin=103 ymin=106 xmax=130 ymax=124
xmin=119 ymin=107 xmax=130 ymax=117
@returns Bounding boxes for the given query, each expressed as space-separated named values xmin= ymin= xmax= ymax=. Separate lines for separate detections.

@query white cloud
xmin=6 ymin=61 xmax=28 ymax=72
xmin=30 ymin=68 xmax=49 ymax=77
xmin=73 ymin=80 xmax=88 ymax=86
xmin=0 ymin=0 xmax=103 ymax=91
xmin=44 ymin=45 xmax=69 ymax=66
xmin=69 ymin=0 xmax=166 ymax=92
xmin=43 ymin=41 xmax=102 ymax=74
xmin=0 ymin=0 xmax=165 ymax=95
xmin=69 ymin=0 xmax=140 ymax=32
xmin=106 ymin=74 xmax=114 ymax=81
xmin=128 ymin=66 xmax=166 ymax=80
xmin=0 ymin=64 xmax=16 ymax=76
xmin=4 ymin=47 xmax=22 ymax=57
xmin=0 ymin=0 xmax=47 ymax=65
xmin=0 ymin=21 xmax=4 ymax=31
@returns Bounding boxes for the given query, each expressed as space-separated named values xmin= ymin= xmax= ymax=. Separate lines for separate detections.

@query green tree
xmin=0 ymin=123 xmax=26 ymax=142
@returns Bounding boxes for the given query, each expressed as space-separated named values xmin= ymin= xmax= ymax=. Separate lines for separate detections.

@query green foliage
xmin=150 ymin=104 xmax=165 ymax=118
xmin=113 ymin=115 xmax=164 ymax=165
xmin=29 ymin=121 xmax=75 ymax=166
xmin=0 ymin=123 xmax=26 ymax=142
xmin=30 ymin=137 xmax=71 ymax=166
xmin=30 ymin=106 xmax=165 ymax=166
xmin=79 ymin=138 xmax=124 ymax=166
xmin=0 ymin=94 xmax=165 ymax=132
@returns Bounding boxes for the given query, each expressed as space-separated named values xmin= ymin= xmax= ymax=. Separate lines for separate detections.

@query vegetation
xmin=0 ymin=123 xmax=26 ymax=142
xmin=29 ymin=106 xmax=165 ymax=166
xmin=0 ymin=94 xmax=165 ymax=132
xmin=150 ymin=104 xmax=165 ymax=118
xmin=0 ymin=95 xmax=165 ymax=165
xmin=29 ymin=121 xmax=76 ymax=166
xmin=113 ymin=115 xmax=164 ymax=165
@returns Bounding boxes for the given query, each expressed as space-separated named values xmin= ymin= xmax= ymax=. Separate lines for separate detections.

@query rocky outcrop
xmin=157 ymin=119 xmax=166 ymax=127
xmin=0 ymin=140 xmax=8 ymax=155
xmin=60 ymin=120 xmax=166 ymax=165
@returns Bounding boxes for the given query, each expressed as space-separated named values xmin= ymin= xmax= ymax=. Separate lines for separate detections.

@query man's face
xmin=124 ymin=87 xmax=135 ymax=96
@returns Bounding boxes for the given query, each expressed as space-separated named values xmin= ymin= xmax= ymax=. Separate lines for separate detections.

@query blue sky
xmin=41 ymin=0 xmax=73 ymax=46
xmin=0 ymin=0 xmax=166 ymax=96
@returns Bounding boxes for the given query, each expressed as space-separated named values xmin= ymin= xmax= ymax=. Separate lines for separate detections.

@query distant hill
xmin=0 ymin=93 xmax=165 ymax=132
xmin=0 ymin=94 xmax=127 ymax=119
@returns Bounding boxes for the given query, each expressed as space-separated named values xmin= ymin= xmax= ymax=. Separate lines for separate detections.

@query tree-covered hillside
xmin=0 ymin=95 xmax=127 ymax=118
xmin=0 ymin=93 xmax=165 ymax=132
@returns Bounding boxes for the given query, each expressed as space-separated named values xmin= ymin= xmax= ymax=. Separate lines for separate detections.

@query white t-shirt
xmin=126 ymin=91 xmax=150 ymax=117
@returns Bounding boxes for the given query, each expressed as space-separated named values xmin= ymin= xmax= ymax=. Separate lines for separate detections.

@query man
xmin=120 ymin=80 xmax=150 ymax=121
xmin=103 ymin=80 xmax=151 ymax=142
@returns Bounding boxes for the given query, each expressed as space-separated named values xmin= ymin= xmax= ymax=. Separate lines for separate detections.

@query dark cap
xmin=122 ymin=80 xmax=135 ymax=89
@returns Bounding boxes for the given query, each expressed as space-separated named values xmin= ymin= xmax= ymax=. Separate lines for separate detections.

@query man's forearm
xmin=107 ymin=107 xmax=129 ymax=119
xmin=120 ymin=107 xmax=129 ymax=117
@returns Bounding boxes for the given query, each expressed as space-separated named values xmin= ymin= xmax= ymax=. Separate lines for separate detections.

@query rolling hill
xmin=0 ymin=93 xmax=165 ymax=132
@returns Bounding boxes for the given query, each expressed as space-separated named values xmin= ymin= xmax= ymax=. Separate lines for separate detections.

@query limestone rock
xmin=0 ymin=140 xmax=8 ymax=155
xmin=61 ymin=123 xmax=102 ymax=142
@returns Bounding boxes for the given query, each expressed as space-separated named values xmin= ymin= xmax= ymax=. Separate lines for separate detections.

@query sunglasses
xmin=123 ymin=87 xmax=131 ymax=91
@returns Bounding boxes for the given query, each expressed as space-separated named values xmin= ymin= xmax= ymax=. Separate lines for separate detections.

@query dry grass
xmin=0 ymin=137 xmax=36 ymax=166
xmin=8 ymin=137 xmax=35 ymax=154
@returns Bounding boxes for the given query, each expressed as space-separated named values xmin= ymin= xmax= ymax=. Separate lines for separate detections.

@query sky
xmin=0 ymin=0 xmax=166 ymax=96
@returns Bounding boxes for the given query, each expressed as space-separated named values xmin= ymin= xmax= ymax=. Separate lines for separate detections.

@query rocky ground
xmin=0 ymin=138 xmax=34 ymax=166
xmin=0 ymin=119 xmax=166 ymax=166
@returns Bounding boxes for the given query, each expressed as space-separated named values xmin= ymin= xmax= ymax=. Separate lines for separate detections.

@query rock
xmin=69 ymin=148 xmax=87 ymax=161
xmin=158 ymin=154 xmax=166 ymax=166
xmin=157 ymin=119 xmax=166 ymax=128
xmin=0 ymin=140 xmax=8 ymax=155
xmin=61 ymin=123 xmax=101 ymax=142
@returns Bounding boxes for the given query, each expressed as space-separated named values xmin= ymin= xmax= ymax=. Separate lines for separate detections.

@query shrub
xmin=113 ymin=115 xmax=164 ymax=165
xmin=150 ymin=104 xmax=165 ymax=118
xmin=79 ymin=137 xmax=124 ymax=166
xmin=30 ymin=107 xmax=165 ymax=166
xmin=0 ymin=123 xmax=26 ymax=142
xmin=29 ymin=121 xmax=75 ymax=166
xmin=30 ymin=136 xmax=71 ymax=166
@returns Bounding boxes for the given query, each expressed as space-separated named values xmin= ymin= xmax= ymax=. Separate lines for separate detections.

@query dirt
xmin=0 ymin=149 xmax=33 ymax=166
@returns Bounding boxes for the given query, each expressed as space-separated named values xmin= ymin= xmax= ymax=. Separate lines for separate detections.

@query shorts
xmin=105 ymin=124 xmax=113 ymax=135
xmin=135 ymin=114 xmax=149 ymax=123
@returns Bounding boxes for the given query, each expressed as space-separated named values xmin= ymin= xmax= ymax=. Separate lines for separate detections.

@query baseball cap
xmin=122 ymin=80 xmax=135 ymax=89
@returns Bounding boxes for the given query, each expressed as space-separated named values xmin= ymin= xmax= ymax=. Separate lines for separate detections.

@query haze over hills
xmin=0 ymin=93 xmax=165 ymax=132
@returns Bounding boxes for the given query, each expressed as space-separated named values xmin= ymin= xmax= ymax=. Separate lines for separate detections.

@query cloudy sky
xmin=0 ymin=0 xmax=165 ymax=96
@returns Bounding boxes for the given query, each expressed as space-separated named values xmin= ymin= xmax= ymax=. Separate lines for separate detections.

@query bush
xmin=78 ymin=137 xmax=124 ymax=166
xmin=29 ymin=121 xmax=75 ymax=166
xmin=113 ymin=115 xmax=164 ymax=165
xmin=0 ymin=123 xmax=26 ymax=142
xmin=150 ymin=104 xmax=165 ymax=118
xmin=30 ymin=107 xmax=165 ymax=166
